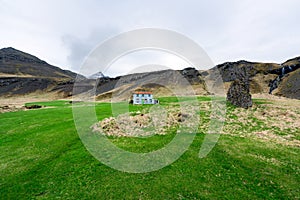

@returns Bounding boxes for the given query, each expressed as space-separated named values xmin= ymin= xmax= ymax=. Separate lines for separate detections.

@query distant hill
xmin=94 ymin=68 xmax=207 ymax=101
xmin=95 ymin=58 xmax=300 ymax=101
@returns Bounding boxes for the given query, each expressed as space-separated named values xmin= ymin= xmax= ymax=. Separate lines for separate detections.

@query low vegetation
xmin=0 ymin=97 xmax=299 ymax=199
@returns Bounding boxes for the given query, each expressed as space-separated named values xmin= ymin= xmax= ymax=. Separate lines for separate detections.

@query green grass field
xmin=0 ymin=97 xmax=299 ymax=199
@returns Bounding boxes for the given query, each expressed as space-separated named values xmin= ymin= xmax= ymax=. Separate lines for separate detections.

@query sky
xmin=1 ymin=0 xmax=300 ymax=77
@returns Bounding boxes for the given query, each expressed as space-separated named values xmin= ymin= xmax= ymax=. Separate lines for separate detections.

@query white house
xmin=132 ymin=91 xmax=159 ymax=105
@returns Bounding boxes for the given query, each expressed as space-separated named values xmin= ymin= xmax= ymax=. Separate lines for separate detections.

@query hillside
xmin=94 ymin=68 xmax=207 ymax=101
xmin=0 ymin=47 xmax=78 ymax=79
xmin=208 ymin=57 xmax=300 ymax=98
xmin=0 ymin=47 xmax=92 ymax=97
xmin=94 ymin=58 xmax=300 ymax=101
xmin=275 ymin=57 xmax=300 ymax=99
xmin=208 ymin=60 xmax=280 ymax=94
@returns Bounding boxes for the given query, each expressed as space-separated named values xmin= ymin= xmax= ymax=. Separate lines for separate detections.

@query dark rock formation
xmin=268 ymin=63 xmax=300 ymax=94
xmin=25 ymin=104 xmax=42 ymax=109
xmin=227 ymin=67 xmax=253 ymax=109
xmin=181 ymin=67 xmax=203 ymax=84
xmin=227 ymin=80 xmax=253 ymax=108
xmin=276 ymin=69 xmax=300 ymax=99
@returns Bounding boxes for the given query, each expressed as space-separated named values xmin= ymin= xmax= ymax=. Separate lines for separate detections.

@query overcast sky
xmin=1 ymin=0 xmax=300 ymax=76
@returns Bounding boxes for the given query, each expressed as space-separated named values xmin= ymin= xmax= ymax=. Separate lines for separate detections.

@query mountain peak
xmin=89 ymin=71 xmax=108 ymax=79
xmin=0 ymin=47 xmax=48 ymax=65
xmin=0 ymin=47 xmax=81 ymax=79
xmin=1 ymin=47 xmax=17 ymax=51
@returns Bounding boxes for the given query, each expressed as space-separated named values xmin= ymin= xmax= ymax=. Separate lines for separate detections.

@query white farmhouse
xmin=132 ymin=91 xmax=159 ymax=105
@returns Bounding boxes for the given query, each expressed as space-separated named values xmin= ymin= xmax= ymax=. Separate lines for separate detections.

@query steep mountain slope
xmin=274 ymin=57 xmax=300 ymax=99
xmin=0 ymin=47 xmax=79 ymax=79
xmin=0 ymin=47 xmax=91 ymax=97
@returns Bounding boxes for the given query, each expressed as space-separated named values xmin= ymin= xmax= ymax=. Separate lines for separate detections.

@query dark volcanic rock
xmin=227 ymin=79 xmax=253 ymax=108
xmin=227 ymin=67 xmax=253 ymax=109
xmin=275 ymin=69 xmax=300 ymax=99
xmin=215 ymin=61 xmax=256 ymax=82
xmin=268 ymin=63 xmax=300 ymax=94
xmin=25 ymin=104 xmax=42 ymax=109
xmin=181 ymin=67 xmax=203 ymax=84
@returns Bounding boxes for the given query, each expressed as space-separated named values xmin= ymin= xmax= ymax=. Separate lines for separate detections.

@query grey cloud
xmin=62 ymin=27 xmax=120 ymax=73
xmin=2 ymin=0 xmax=300 ymax=76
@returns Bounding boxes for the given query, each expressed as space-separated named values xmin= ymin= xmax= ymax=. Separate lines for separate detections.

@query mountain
xmin=0 ymin=47 xmax=91 ymax=97
xmin=0 ymin=47 xmax=81 ymax=79
xmin=208 ymin=58 xmax=300 ymax=98
xmin=94 ymin=58 xmax=300 ymax=101
xmin=94 ymin=67 xmax=207 ymax=101
xmin=274 ymin=57 xmax=300 ymax=99
xmin=0 ymin=47 xmax=299 ymax=100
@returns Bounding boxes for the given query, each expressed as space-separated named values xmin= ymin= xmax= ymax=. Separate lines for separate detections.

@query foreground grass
xmin=0 ymin=98 xmax=299 ymax=199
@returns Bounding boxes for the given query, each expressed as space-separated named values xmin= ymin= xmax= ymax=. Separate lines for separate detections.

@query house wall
xmin=133 ymin=94 xmax=154 ymax=104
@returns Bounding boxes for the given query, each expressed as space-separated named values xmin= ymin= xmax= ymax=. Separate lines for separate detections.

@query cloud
xmin=1 ymin=0 xmax=300 ymax=76
xmin=62 ymin=26 xmax=120 ymax=72
xmin=105 ymin=50 xmax=191 ymax=77
xmin=204 ymin=0 xmax=300 ymax=64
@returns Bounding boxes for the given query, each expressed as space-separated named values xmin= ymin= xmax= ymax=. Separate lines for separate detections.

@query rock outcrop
xmin=208 ymin=57 xmax=300 ymax=99
xmin=268 ymin=60 xmax=300 ymax=95
xmin=226 ymin=67 xmax=253 ymax=109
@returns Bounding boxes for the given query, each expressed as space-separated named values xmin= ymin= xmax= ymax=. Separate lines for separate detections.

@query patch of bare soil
xmin=92 ymin=97 xmax=300 ymax=147
xmin=0 ymin=105 xmax=24 ymax=113
xmin=91 ymin=105 xmax=199 ymax=137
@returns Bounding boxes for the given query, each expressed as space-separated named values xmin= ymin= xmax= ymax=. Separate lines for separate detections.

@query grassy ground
xmin=0 ymin=97 xmax=299 ymax=199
